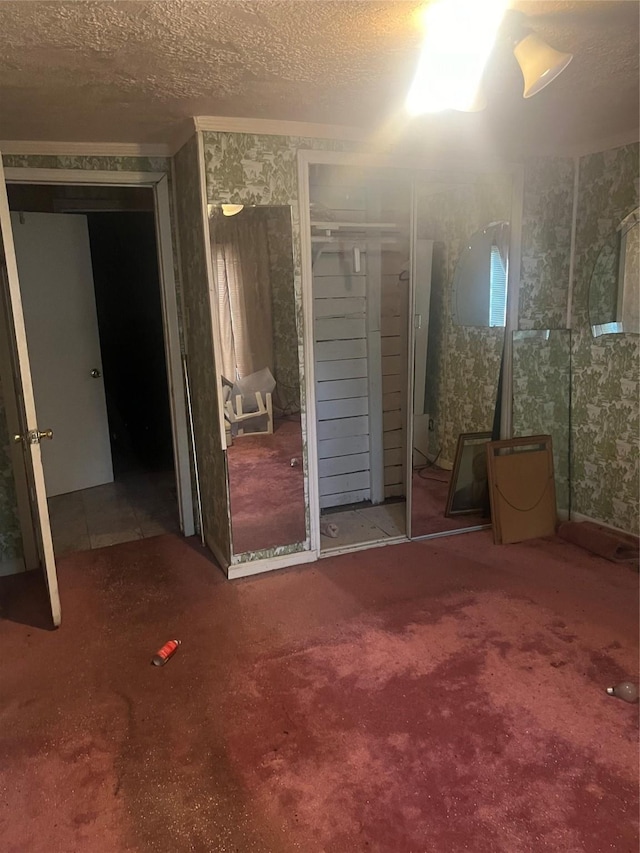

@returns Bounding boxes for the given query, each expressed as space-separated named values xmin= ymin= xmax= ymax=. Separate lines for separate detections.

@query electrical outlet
xmin=428 ymin=418 xmax=434 ymax=431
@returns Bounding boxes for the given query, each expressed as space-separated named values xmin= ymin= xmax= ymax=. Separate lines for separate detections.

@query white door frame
xmin=4 ymin=168 xmax=195 ymax=537
xmin=297 ymin=149 xmax=524 ymax=555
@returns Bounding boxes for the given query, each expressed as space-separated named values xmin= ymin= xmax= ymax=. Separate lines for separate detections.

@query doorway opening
xmin=7 ymin=183 xmax=182 ymax=555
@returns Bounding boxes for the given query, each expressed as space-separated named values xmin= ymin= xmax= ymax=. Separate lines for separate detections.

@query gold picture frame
xmin=445 ymin=432 xmax=493 ymax=517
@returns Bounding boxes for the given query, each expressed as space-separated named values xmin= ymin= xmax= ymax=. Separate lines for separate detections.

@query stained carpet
xmin=0 ymin=530 xmax=637 ymax=852
xmin=226 ymin=417 xmax=305 ymax=554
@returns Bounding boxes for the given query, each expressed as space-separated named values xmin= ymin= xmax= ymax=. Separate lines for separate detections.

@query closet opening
xmin=7 ymin=183 xmax=181 ymax=555
xmin=309 ymin=164 xmax=412 ymax=551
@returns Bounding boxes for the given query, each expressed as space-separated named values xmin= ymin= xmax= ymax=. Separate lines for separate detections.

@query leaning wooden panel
xmin=486 ymin=435 xmax=557 ymax=545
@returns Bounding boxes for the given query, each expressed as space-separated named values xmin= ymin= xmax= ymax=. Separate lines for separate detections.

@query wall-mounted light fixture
xmin=221 ymin=204 xmax=244 ymax=217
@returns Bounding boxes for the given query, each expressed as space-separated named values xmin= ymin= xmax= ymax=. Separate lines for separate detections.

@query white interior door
xmin=0 ymin=159 xmax=61 ymax=626
xmin=10 ymin=211 xmax=113 ymax=496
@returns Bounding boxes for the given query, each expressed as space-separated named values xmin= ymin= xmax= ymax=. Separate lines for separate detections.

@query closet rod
xmin=310 ymin=236 xmax=403 ymax=245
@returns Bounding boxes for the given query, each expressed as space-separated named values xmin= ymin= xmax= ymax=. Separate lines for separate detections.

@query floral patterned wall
xmin=570 ymin=142 xmax=639 ymax=533
xmin=416 ymin=176 xmax=512 ymax=466
xmin=512 ymin=156 xmax=574 ymax=509
xmin=265 ymin=207 xmax=300 ymax=413
xmin=201 ymin=131 xmax=358 ymax=562
xmin=512 ymin=330 xmax=571 ymax=514
xmin=0 ymin=153 xmax=175 ymax=572
xmin=173 ymin=137 xmax=231 ymax=563
xmin=519 ymin=157 xmax=575 ymax=330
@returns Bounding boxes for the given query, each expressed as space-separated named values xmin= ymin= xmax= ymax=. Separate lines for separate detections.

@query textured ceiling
xmin=0 ymin=0 xmax=637 ymax=155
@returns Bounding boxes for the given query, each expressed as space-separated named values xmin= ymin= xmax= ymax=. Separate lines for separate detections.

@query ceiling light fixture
xmin=406 ymin=0 xmax=509 ymax=115
xmin=221 ymin=204 xmax=244 ymax=217
xmin=507 ymin=11 xmax=573 ymax=98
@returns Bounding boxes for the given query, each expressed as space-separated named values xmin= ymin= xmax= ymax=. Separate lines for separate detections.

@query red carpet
xmin=0 ymin=531 xmax=638 ymax=851
xmin=227 ymin=417 xmax=306 ymax=554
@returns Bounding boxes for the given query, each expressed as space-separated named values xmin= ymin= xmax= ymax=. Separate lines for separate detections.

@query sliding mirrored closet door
xmin=309 ymin=165 xmax=412 ymax=551
xmin=209 ymin=205 xmax=306 ymax=557
xmin=409 ymin=175 xmax=513 ymax=538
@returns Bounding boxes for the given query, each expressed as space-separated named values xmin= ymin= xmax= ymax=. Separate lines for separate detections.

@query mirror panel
xmin=590 ymin=207 xmax=639 ymax=337
xmin=411 ymin=177 xmax=512 ymax=538
xmin=452 ymin=221 xmax=510 ymax=327
xmin=209 ymin=205 xmax=306 ymax=556
xmin=512 ymin=330 xmax=571 ymax=516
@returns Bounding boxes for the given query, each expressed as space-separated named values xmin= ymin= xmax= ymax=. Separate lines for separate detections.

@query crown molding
xmin=0 ymin=140 xmax=172 ymax=158
xmin=193 ymin=115 xmax=366 ymax=142
xmin=566 ymin=128 xmax=639 ymax=159
xmin=168 ymin=119 xmax=198 ymax=155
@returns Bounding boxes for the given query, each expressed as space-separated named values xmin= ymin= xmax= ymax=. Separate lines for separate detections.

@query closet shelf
xmin=311 ymin=236 xmax=402 ymax=245
xmin=310 ymin=221 xmax=400 ymax=232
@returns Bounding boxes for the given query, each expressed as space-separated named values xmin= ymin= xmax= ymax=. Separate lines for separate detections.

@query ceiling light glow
xmin=406 ymin=0 xmax=508 ymax=115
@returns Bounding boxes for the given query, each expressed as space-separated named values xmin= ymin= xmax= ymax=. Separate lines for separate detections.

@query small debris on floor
xmin=320 ymin=520 xmax=339 ymax=539
xmin=152 ymin=639 xmax=181 ymax=667
xmin=606 ymin=681 xmax=638 ymax=703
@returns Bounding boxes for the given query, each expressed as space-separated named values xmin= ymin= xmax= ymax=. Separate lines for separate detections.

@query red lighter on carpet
xmin=152 ymin=639 xmax=180 ymax=667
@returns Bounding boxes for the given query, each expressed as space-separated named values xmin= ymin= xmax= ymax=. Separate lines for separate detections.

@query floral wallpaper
xmin=266 ymin=207 xmax=300 ymax=413
xmin=2 ymin=155 xmax=170 ymax=172
xmin=202 ymin=130 xmax=359 ymax=561
xmin=0 ymin=152 xmax=176 ymax=572
xmin=519 ymin=157 xmax=575 ymax=330
xmin=416 ymin=176 xmax=512 ymax=466
xmin=570 ymin=142 xmax=639 ymax=533
xmin=173 ymin=137 xmax=231 ymax=563
xmin=512 ymin=330 xmax=571 ymax=514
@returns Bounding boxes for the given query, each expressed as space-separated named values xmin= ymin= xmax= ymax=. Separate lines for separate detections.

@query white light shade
xmin=221 ymin=204 xmax=244 ymax=217
xmin=513 ymin=32 xmax=573 ymax=98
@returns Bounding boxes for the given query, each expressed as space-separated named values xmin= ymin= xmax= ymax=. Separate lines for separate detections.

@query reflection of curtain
xmin=213 ymin=211 xmax=274 ymax=381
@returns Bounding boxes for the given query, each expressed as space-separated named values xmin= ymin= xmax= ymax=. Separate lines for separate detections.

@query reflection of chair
xmin=224 ymin=390 xmax=273 ymax=437
xmin=222 ymin=368 xmax=275 ymax=438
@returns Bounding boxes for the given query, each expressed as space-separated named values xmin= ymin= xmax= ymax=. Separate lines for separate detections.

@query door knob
xmin=13 ymin=429 xmax=54 ymax=445
xmin=91 ymin=368 xmax=102 ymax=378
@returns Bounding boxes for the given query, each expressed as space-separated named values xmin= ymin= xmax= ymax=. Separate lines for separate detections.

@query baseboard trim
xmin=204 ymin=537 xmax=230 ymax=574
xmin=319 ymin=535 xmax=407 ymax=558
xmin=568 ymin=511 xmax=637 ymax=538
xmin=227 ymin=549 xmax=316 ymax=580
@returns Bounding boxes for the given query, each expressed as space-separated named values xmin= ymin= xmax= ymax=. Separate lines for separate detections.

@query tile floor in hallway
xmin=47 ymin=470 xmax=179 ymax=556
xmin=320 ymin=500 xmax=406 ymax=550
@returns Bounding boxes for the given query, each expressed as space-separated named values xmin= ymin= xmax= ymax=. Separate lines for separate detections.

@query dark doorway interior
xmin=6 ymin=183 xmax=181 ymax=554
xmin=87 ymin=212 xmax=173 ymax=476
